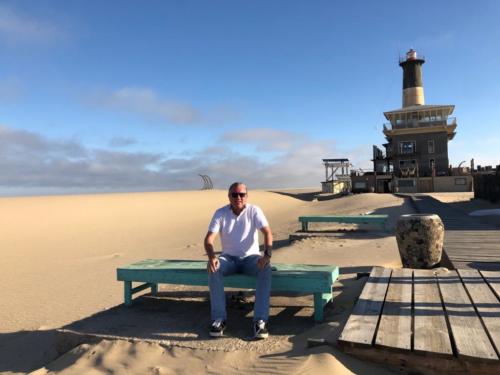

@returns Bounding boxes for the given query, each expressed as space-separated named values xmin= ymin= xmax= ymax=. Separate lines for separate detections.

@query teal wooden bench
xmin=299 ymin=214 xmax=388 ymax=231
xmin=117 ymin=259 xmax=339 ymax=322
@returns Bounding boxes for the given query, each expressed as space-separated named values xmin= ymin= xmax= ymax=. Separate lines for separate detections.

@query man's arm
xmin=257 ymin=226 xmax=273 ymax=269
xmin=204 ymin=231 xmax=219 ymax=273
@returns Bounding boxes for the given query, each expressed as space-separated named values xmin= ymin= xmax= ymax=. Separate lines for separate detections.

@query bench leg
xmin=302 ymin=222 xmax=308 ymax=231
xmin=124 ymin=281 xmax=132 ymax=306
xmin=151 ymin=283 xmax=158 ymax=295
xmin=313 ymin=292 xmax=332 ymax=322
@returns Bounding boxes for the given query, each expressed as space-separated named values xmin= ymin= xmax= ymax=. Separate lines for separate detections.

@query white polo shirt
xmin=208 ymin=203 xmax=269 ymax=257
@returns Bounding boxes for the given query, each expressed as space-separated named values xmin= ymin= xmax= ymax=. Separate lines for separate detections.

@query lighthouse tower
xmin=377 ymin=49 xmax=459 ymax=192
xmin=399 ymin=49 xmax=425 ymax=107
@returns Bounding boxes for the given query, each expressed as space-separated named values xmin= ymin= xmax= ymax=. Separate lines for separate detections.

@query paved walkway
xmin=409 ymin=194 xmax=500 ymax=270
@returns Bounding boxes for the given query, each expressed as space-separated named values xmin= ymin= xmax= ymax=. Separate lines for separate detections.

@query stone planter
xmin=395 ymin=214 xmax=444 ymax=268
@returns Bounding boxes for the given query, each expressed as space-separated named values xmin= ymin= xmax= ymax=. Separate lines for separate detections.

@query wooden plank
xmin=445 ymin=239 xmax=500 ymax=243
xmin=437 ymin=269 xmax=498 ymax=360
xmin=298 ymin=215 xmax=387 ymax=231
xmin=446 ymin=254 xmax=500 ymax=260
xmin=299 ymin=214 xmax=388 ymax=220
xmin=481 ymin=271 xmax=500 ymax=300
xmin=298 ymin=215 xmax=387 ymax=224
xmin=413 ymin=269 xmax=453 ymax=356
xmin=443 ymin=244 xmax=500 ymax=249
xmin=375 ymin=268 xmax=413 ymax=351
xmin=458 ymin=269 xmax=500 ymax=356
xmin=338 ymin=267 xmax=392 ymax=347
xmin=119 ymin=259 xmax=338 ymax=273
xmin=340 ymin=344 xmax=500 ymax=375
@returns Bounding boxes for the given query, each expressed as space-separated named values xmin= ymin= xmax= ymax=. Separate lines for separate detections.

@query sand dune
xmin=0 ymin=190 xmax=411 ymax=374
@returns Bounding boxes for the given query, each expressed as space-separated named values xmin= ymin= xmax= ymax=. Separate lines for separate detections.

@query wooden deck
xmin=409 ymin=194 xmax=500 ymax=270
xmin=338 ymin=267 xmax=500 ymax=374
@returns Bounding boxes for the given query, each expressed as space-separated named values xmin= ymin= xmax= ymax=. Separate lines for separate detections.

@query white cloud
xmin=0 ymin=126 xmax=373 ymax=195
xmin=108 ymin=137 xmax=137 ymax=148
xmin=89 ymin=87 xmax=202 ymax=125
xmin=0 ymin=4 xmax=65 ymax=44
xmin=87 ymin=87 xmax=241 ymax=126
xmin=221 ymin=128 xmax=297 ymax=152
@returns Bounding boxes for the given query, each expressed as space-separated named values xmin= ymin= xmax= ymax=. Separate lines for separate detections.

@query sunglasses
xmin=230 ymin=192 xmax=247 ymax=198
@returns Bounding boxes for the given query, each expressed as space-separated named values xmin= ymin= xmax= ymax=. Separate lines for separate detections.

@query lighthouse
xmin=373 ymin=49 xmax=463 ymax=193
xmin=399 ymin=49 xmax=425 ymax=107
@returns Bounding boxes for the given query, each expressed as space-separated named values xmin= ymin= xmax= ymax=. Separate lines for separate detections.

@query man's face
xmin=228 ymin=184 xmax=248 ymax=210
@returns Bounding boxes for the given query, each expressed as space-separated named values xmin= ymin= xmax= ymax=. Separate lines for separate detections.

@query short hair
xmin=228 ymin=182 xmax=247 ymax=192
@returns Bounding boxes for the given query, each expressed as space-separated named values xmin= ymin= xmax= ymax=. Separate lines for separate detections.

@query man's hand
xmin=207 ymin=257 xmax=220 ymax=273
xmin=257 ymin=255 xmax=270 ymax=270
xmin=205 ymin=231 xmax=219 ymax=273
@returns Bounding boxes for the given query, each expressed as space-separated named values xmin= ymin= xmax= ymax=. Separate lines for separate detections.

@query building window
xmin=399 ymin=141 xmax=416 ymax=154
xmin=399 ymin=160 xmax=416 ymax=177
xmin=398 ymin=179 xmax=415 ymax=187
xmin=428 ymin=140 xmax=435 ymax=154
xmin=399 ymin=159 xmax=416 ymax=168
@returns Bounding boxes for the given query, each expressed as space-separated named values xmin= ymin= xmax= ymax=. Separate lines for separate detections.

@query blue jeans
xmin=208 ymin=254 xmax=271 ymax=322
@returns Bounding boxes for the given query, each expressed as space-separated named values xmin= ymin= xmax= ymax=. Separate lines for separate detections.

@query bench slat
xmin=117 ymin=259 xmax=339 ymax=322
xmin=299 ymin=215 xmax=388 ymax=221
xmin=298 ymin=215 xmax=388 ymax=231
xmin=118 ymin=260 xmax=337 ymax=293
xmin=118 ymin=269 xmax=335 ymax=293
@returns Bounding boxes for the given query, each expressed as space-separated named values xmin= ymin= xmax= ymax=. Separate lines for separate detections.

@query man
xmin=204 ymin=182 xmax=273 ymax=339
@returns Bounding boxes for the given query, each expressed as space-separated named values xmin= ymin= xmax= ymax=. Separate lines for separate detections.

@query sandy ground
xmin=0 ymin=190 xmax=414 ymax=375
xmin=426 ymin=192 xmax=475 ymax=203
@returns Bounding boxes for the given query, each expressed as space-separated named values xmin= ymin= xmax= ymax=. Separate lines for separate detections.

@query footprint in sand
xmin=84 ymin=252 xmax=124 ymax=261
xmin=106 ymin=253 xmax=123 ymax=259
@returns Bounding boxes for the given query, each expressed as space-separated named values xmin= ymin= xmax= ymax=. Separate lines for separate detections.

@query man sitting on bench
xmin=204 ymin=182 xmax=273 ymax=339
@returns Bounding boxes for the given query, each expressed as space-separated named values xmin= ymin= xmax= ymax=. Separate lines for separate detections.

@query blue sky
xmin=1 ymin=0 xmax=499 ymax=195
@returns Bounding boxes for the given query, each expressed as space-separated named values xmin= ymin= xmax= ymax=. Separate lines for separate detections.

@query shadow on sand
xmin=0 ymin=273 xmax=372 ymax=374
xmin=270 ymin=190 xmax=322 ymax=202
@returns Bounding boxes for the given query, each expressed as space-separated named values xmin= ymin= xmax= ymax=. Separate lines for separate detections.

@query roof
xmin=322 ymin=158 xmax=349 ymax=162
xmin=384 ymin=104 xmax=455 ymax=120
xmin=383 ymin=123 xmax=457 ymax=140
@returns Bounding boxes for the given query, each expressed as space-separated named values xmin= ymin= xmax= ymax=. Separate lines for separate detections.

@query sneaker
xmin=253 ymin=319 xmax=269 ymax=339
xmin=209 ymin=319 xmax=226 ymax=337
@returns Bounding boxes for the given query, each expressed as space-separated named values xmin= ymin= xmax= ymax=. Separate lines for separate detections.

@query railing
xmin=399 ymin=54 xmax=425 ymax=64
xmin=394 ymin=170 xmax=450 ymax=178
xmin=384 ymin=117 xmax=456 ymax=130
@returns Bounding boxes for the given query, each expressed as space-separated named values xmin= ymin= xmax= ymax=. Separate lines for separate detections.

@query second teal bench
xmin=117 ymin=259 xmax=339 ymax=322
xmin=299 ymin=214 xmax=388 ymax=231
